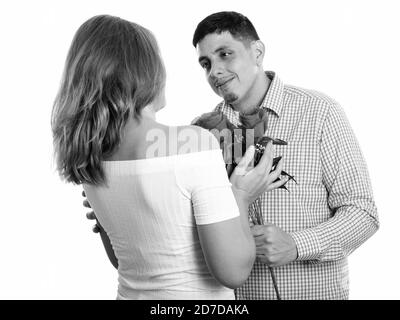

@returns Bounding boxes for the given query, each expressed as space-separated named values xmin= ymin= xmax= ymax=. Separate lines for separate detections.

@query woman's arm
xmin=196 ymin=142 xmax=285 ymax=288
xmin=196 ymin=193 xmax=255 ymax=288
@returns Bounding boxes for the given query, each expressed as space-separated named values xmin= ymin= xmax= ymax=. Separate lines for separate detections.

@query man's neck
xmin=230 ymin=71 xmax=271 ymax=114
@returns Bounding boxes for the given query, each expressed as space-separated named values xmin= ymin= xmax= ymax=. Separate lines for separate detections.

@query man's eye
xmin=201 ymin=62 xmax=210 ymax=70
xmin=221 ymin=52 xmax=231 ymax=57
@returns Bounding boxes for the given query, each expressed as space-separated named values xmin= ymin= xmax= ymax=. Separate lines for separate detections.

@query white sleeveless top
xmin=83 ymin=149 xmax=240 ymax=300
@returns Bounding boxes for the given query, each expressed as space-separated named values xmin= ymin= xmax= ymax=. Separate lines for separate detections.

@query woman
xmin=51 ymin=15 xmax=284 ymax=299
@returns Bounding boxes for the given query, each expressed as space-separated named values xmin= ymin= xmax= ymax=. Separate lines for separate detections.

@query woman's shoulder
xmin=174 ymin=125 xmax=220 ymax=155
xmin=172 ymin=126 xmax=228 ymax=192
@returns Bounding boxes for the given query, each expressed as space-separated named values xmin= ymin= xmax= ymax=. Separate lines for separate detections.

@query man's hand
xmin=82 ymin=191 xmax=119 ymax=269
xmin=251 ymin=224 xmax=298 ymax=267
xmin=82 ymin=190 xmax=100 ymax=233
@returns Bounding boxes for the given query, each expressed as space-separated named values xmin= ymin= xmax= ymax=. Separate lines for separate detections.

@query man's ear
xmin=252 ymin=40 xmax=265 ymax=67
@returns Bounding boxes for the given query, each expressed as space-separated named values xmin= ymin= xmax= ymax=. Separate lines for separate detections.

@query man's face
xmin=196 ymin=32 xmax=260 ymax=108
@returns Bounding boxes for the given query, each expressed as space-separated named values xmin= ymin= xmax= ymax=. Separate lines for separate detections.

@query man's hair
xmin=51 ymin=15 xmax=166 ymax=185
xmin=192 ymin=11 xmax=260 ymax=47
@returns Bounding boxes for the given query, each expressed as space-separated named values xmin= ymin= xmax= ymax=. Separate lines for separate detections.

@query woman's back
xmin=83 ymin=123 xmax=239 ymax=299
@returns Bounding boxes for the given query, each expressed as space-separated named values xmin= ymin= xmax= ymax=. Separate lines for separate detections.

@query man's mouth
xmin=214 ymin=77 xmax=234 ymax=90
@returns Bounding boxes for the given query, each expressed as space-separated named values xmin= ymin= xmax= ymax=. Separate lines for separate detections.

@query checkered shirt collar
xmin=220 ymin=71 xmax=284 ymax=117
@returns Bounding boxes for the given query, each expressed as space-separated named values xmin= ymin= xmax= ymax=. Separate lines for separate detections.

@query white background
xmin=0 ymin=0 xmax=399 ymax=299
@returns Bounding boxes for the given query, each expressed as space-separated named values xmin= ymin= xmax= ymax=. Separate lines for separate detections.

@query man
xmin=86 ymin=11 xmax=379 ymax=300
xmin=190 ymin=11 xmax=379 ymax=300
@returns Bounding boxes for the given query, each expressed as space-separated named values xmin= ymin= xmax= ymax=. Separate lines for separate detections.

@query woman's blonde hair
xmin=51 ymin=15 xmax=166 ymax=185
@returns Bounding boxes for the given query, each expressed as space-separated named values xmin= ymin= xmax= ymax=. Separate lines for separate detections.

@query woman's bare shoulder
xmin=174 ymin=125 xmax=220 ymax=155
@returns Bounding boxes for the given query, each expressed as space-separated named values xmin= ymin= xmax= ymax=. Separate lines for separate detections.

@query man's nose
xmin=209 ymin=62 xmax=224 ymax=79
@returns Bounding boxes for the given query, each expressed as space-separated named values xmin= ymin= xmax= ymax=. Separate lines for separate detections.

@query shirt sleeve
xmin=175 ymin=148 xmax=240 ymax=225
xmin=290 ymin=102 xmax=379 ymax=262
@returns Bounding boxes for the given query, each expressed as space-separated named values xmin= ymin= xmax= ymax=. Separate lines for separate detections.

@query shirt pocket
xmin=274 ymin=139 xmax=322 ymax=188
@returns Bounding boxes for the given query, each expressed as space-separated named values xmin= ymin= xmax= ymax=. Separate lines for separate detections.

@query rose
xmin=192 ymin=110 xmax=296 ymax=190
xmin=191 ymin=111 xmax=235 ymax=131
xmin=192 ymin=111 xmax=239 ymax=170
xmin=238 ymin=110 xmax=295 ymax=190
xmin=239 ymin=108 xmax=268 ymax=139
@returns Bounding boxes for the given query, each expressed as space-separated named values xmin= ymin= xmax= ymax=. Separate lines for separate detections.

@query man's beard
xmin=223 ymin=92 xmax=238 ymax=104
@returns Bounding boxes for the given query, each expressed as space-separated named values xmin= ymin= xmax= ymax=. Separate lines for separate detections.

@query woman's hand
xmin=229 ymin=142 xmax=286 ymax=205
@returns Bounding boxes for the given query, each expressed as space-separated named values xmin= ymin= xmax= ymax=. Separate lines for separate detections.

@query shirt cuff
xmin=290 ymin=228 xmax=321 ymax=261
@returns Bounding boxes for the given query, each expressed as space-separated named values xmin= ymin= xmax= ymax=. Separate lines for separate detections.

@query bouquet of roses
xmin=193 ymin=108 xmax=296 ymax=300
xmin=192 ymin=108 xmax=296 ymax=191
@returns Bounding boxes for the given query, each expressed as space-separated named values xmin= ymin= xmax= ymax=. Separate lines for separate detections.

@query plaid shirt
xmin=213 ymin=71 xmax=379 ymax=300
